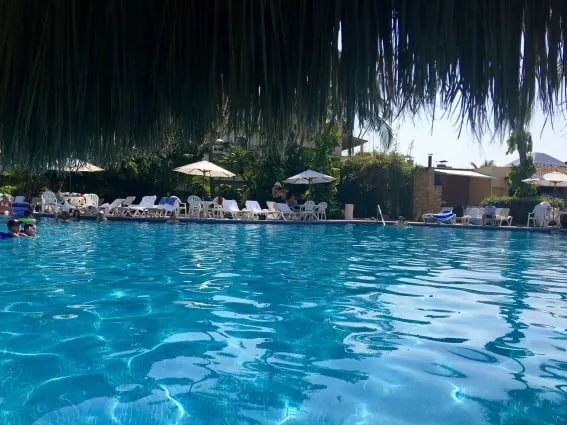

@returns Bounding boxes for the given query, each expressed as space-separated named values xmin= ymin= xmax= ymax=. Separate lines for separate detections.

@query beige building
xmin=412 ymin=152 xmax=567 ymax=219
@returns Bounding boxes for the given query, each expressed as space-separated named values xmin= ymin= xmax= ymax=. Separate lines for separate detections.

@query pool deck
xmin=31 ymin=213 xmax=567 ymax=233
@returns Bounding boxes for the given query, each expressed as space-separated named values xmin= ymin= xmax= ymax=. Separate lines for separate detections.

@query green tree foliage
xmin=339 ymin=152 xmax=412 ymax=219
xmin=481 ymin=195 xmax=564 ymax=224
xmin=505 ymin=129 xmax=536 ymax=197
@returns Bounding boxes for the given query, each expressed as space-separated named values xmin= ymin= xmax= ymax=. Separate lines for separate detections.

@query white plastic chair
xmin=527 ymin=203 xmax=550 ymax=227
xmin=187 ymin=195 xmax=203 ymax=218
xmin=315 ymin=202 xmax=328 ymax=220
xmin=170 ymin=196 xmax=186 ymax=217
xmin=300 ymin=200 xmax=317 ymax=221
xmin=41 ymin=191 xmax=59 ymax=213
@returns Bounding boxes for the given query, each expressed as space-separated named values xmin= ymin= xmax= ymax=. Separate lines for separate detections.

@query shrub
xmin=338 ymin=152 xmax=412 ymax=218
xmin=481 ymin=196 xmax=565 ymax=225
xmin=0 ymin=185 xmax=17 ymax=195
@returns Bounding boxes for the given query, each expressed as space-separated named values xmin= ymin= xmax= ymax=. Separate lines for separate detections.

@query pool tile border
xmin=32 ymin=213 xmax=567 ymax=234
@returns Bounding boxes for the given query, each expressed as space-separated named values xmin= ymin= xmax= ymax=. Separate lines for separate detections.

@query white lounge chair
xmin=125 ymin=195 xmax=157 ymax=217
xmin=245 ymin=200 xmax=270 ymax=219
xmin=462 ymin=207 xmax=483 ymax=225
xmin=99 ymin=198 xmax=124 ymax=215
xmin=77 ymin=193 xmax=99 ymax=215
xmin=148 ymin=197 xmax=179 ymax=217
xmin=277 ymin=203 xmax=300 ymax=220
xmin=495 ymin=208 xmax=513 ymax=226
xmin=423 ymin=207 xmax=453 ymax=223
xmin=222 ymin=199 xmax=242 ymax=219
xmin=113 ymin=196 xmax=136 ymax=216
xmin=266 ymin=201 xmax=285 ymax=220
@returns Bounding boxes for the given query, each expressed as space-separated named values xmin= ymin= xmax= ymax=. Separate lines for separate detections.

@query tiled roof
xmin=507 ymin=152 xmax=566 ymax=167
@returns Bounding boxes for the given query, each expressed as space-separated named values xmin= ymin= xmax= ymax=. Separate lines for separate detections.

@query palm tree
xmin=470 ymin=160 xmax=495 ymax=168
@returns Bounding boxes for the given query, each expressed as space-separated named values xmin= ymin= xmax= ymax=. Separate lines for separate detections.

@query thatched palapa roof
xmin=0 ymin=0 xmax=566 ymax=168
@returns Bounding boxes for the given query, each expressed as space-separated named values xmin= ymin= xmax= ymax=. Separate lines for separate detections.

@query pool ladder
xmin=377 ymin=204 xmax=386 ymax=226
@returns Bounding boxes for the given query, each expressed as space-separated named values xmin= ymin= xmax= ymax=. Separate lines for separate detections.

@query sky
xmin=356 ymin=107 xmax=567 ymax=168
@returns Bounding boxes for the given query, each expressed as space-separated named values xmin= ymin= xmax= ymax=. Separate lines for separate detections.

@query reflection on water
xmin=0 ymin=223 xmax=566 ymax=424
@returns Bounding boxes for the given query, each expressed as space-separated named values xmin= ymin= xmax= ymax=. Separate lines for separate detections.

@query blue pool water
xmin=1 ymin=222 xmax=567 ymax=424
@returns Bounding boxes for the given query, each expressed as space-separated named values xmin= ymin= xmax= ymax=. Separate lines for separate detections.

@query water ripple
xmin=0 ymin=223 xmax=566 ymax=424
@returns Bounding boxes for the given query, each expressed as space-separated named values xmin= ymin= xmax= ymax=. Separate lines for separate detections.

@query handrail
xmin=377 ymin=204 xmax=386 ymax=226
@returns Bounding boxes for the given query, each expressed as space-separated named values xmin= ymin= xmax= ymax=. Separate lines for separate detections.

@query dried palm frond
xmin=0 ymin=0 xmax=565 ymax=169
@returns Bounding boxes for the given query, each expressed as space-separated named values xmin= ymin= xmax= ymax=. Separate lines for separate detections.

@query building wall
xmin=440 ymin=175 xmax=469 ymax=206
xmin=468 ymin=177 xmax=492 ymax=205
xmin=412 ymin=168 xmax=442 ymax=219
xmin=478 ymin=164 xmax=567 ymax=199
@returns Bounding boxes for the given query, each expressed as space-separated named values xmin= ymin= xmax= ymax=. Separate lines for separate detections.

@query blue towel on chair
xmin=431 ymin=212 xmax=456 ymax=223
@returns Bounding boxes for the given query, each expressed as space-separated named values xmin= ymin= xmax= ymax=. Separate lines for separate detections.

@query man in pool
xmin=21 ymin=223 xmax=36 ymax=237
xmin=5 ymin=219 xmax=21 ymax=237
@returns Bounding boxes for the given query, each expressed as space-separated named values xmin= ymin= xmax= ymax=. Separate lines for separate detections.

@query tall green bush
xmin=338 ymin=152 xmax=412 ymax=218
xmin=481 ymin=196 xmax=565 ymax=225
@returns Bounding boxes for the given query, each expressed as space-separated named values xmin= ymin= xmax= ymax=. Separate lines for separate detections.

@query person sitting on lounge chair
xmin=482 ymin=204 xmax=497 ymax=226
xmin=286 ymin=193 xmax=297 ymax=208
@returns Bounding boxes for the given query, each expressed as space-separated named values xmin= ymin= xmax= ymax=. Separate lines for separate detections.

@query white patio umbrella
xmin=284 ymin=169 xmax=336 ymax=185
xmin=173 ymin=160 xmax=235 ymax=178
xmin=173 ymin=160 xmax=235 ymax=196
xmin=522 ymin=171 xmax=567 ymax=195
xmin=49 ymin=160 xmax=104 ymax=192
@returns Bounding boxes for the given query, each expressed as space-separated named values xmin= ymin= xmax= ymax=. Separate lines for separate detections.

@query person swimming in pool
xmin=5 ymin=219 xmax=22 ymax=237
xmin=21 ymin=223 xmax=36 ymax=237
xmin=166 ymin=210 xmax=179 ymax=224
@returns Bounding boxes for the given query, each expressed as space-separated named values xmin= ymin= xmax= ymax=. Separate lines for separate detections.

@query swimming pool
xmin=1 ymin=222 xmax=566 ymax=424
